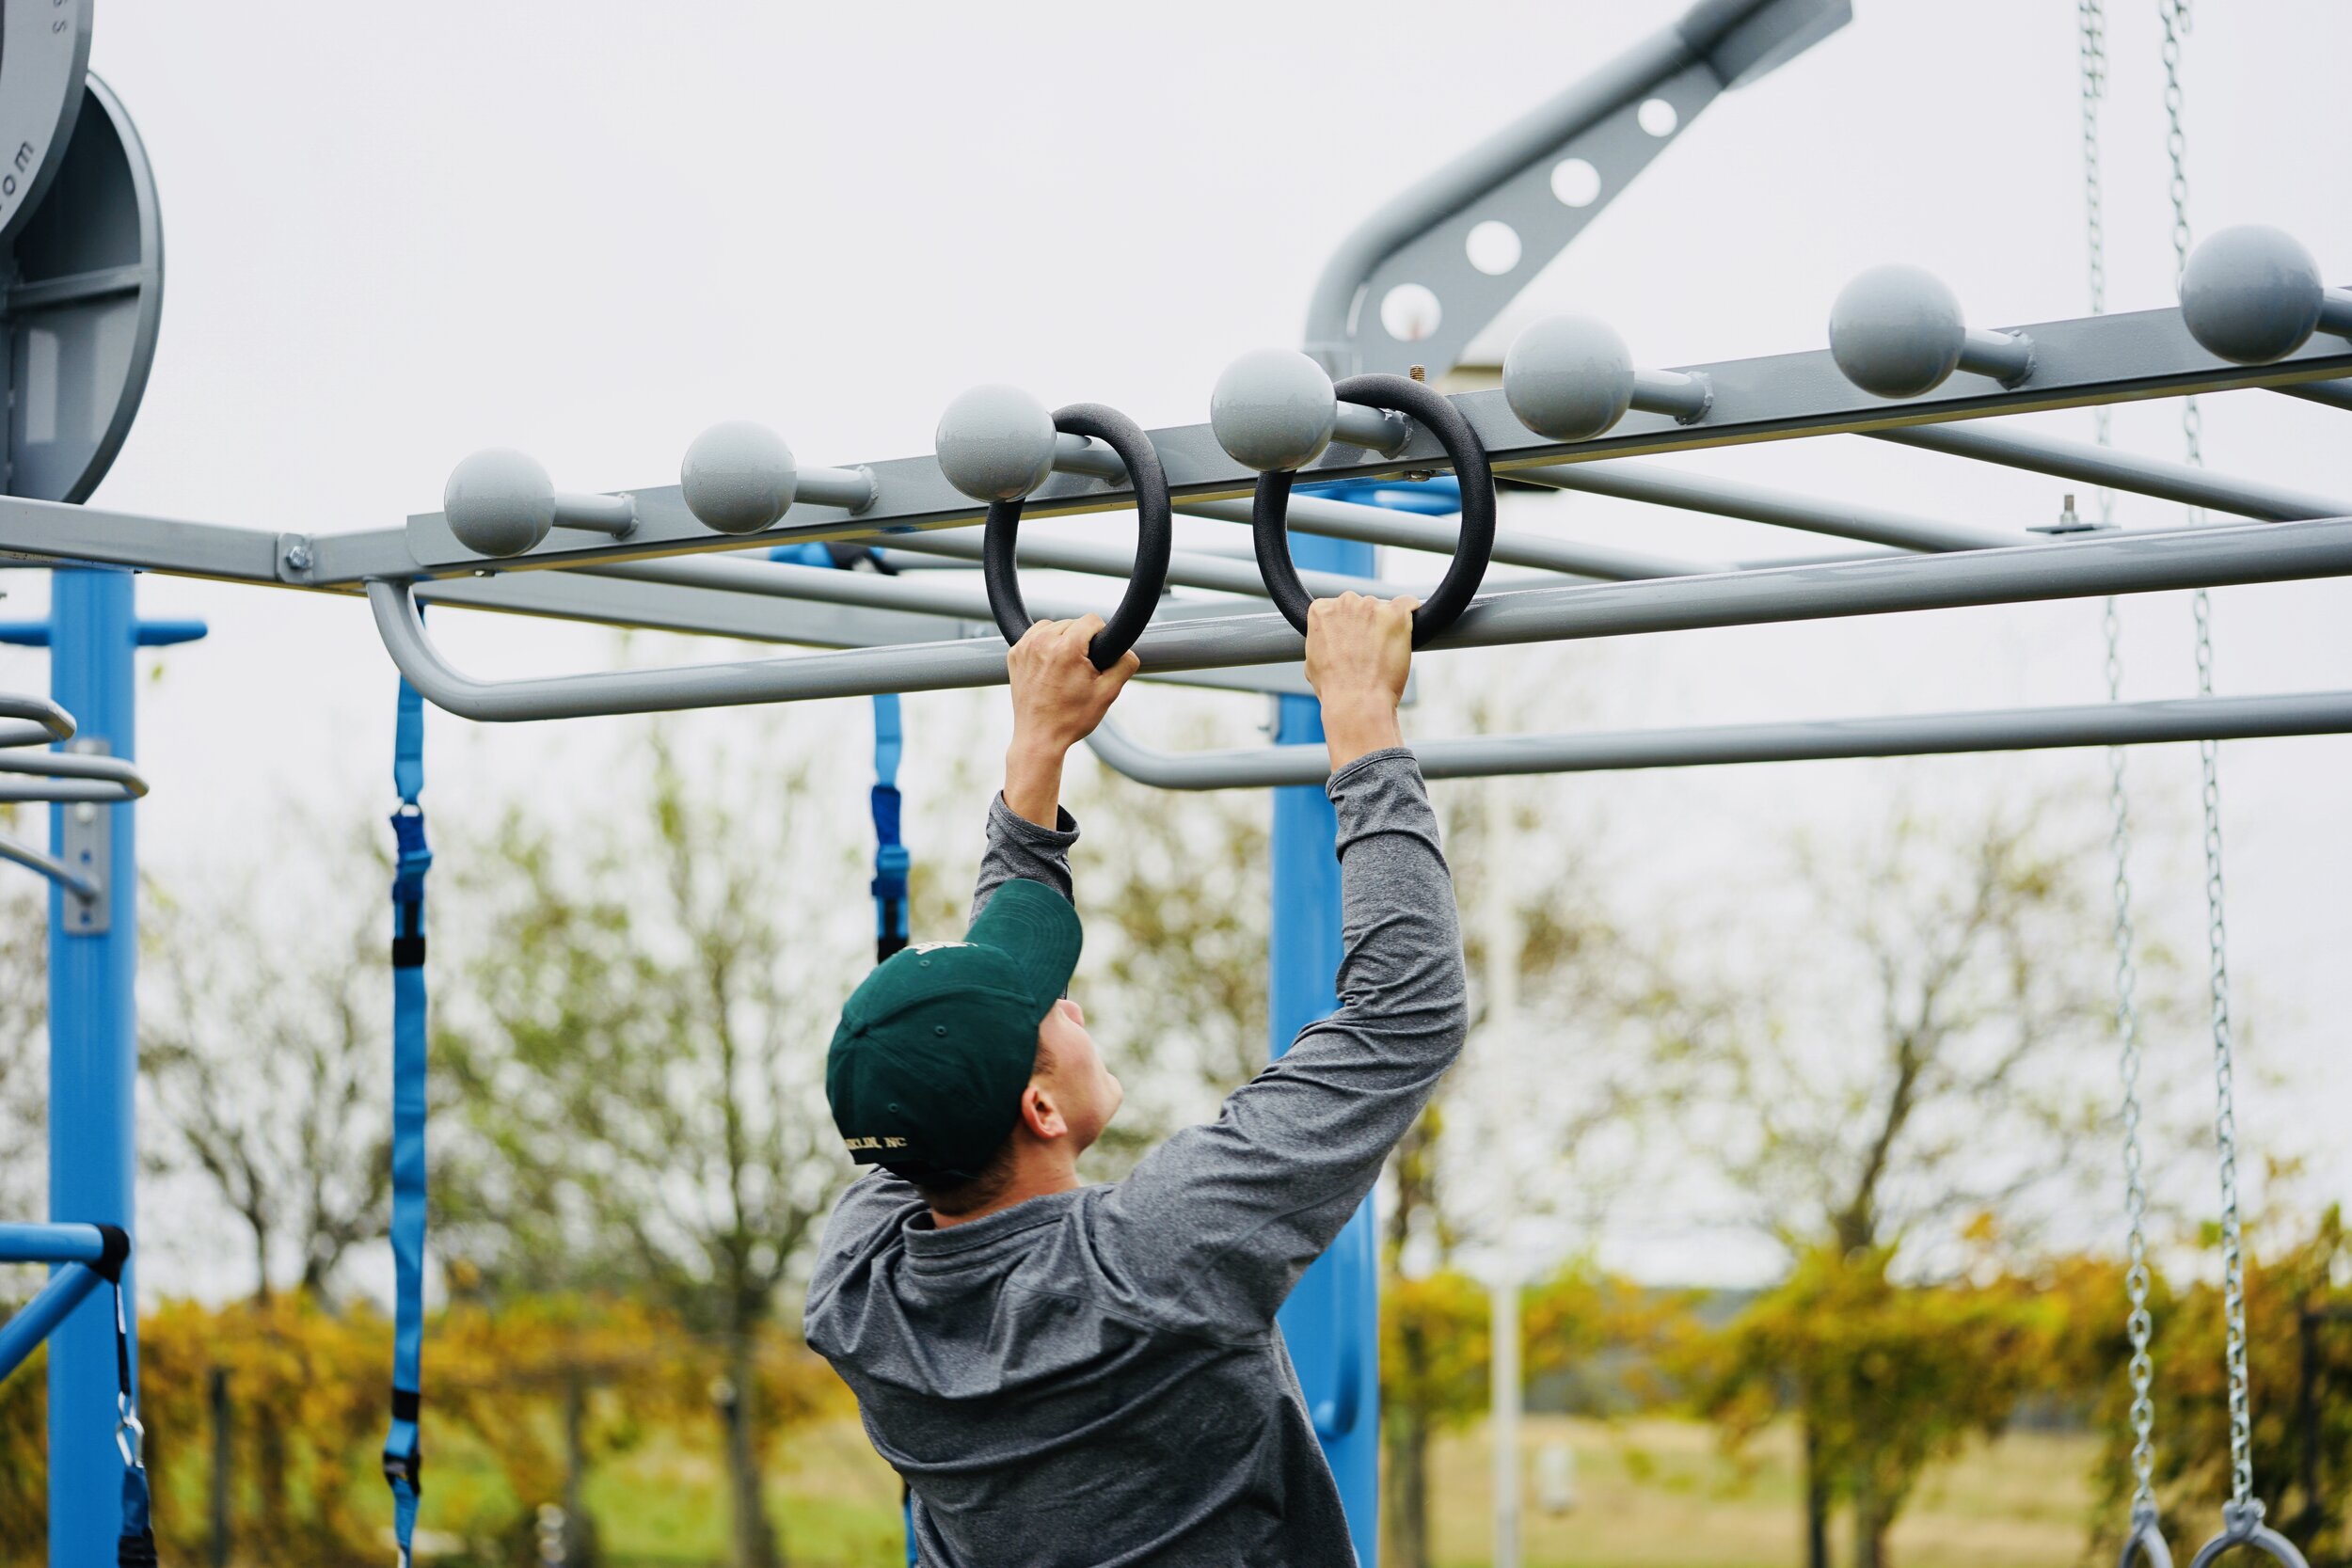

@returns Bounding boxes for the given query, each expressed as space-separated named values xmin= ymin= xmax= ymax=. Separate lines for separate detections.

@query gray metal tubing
xmin=1086 ymin=687 xmax=2352 ymax=789
xmin=0 ymin=830 xmax=97 ymax=896
xmin=0 ymin=780 xmax=135 ymax=803
xmin=583 ymin=553 xmax=1110 ymax=626
xmin=368 ymin=516 xmax=2352 ymax=722
xmin=1512 ymin=459 xmax=2021 ymax=552
xmin=0 ymin=692 xmax=75 ymax=748
xmin=315 ymin=302 xmax=2352 ymax=588
xmin=875 ymin=531 xmax=1411 ymax=600
xmin=2277 ymin=377 xmax=2352 ymax=413
xmin=1179 ymin=496 xmax=1688 ymax=580
xmin=0 ymin=748 xmax=147 ymax=799
xmin=1868 ymin=424 xmax=2352 ymax=522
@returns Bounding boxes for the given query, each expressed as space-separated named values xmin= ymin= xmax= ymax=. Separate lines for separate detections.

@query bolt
xmin=1408 ymin=364 xmax=1427 ymax=382
xmin=283 ymin=540 xmax=313 ymax=573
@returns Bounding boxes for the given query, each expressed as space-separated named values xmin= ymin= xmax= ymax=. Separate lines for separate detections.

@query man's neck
xmin=930 ymin=1156 xmax=1081 ymax=1228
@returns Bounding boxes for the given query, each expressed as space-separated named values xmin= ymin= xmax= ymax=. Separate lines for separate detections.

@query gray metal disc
xmin=0 ymin=0 xmax=94 ymax=248
xmin=3 ymin=71 xmax=162 ymax=503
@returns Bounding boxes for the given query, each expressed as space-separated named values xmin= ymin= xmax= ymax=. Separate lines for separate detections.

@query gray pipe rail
xmin=0 ymin=692 xmax=74 ymax=749
xmin=0 ymin=832 xmax=96 ymax=897
xmin=1510 ymin=459 xmax=2019 ymax=553
xmin=370 ymin=515 xmax=2352 ymax=724
xmin=1086 ymin=688 xmax=2352 ymax=789
xmin=1868 ymin=424 xmax=2352 ymax=522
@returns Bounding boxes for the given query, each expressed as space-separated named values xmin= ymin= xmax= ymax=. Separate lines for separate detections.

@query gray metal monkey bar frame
xmin=0 ymin=0 xmax=2344 ymax=787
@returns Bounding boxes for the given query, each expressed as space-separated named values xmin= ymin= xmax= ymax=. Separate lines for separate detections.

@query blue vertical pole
xmin=48 ymin=566 xmax=138 ymax=1567
xmin=1270 ymin=532 xmax=1381 ymax=1566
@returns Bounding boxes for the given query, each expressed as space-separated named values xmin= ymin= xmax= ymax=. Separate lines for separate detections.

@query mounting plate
xmin=3 ymin=71 xmax=163 ymax=503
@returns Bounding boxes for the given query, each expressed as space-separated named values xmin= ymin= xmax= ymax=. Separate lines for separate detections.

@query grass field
xmin=541 ymin=1413 xmax=2100 ymax=1568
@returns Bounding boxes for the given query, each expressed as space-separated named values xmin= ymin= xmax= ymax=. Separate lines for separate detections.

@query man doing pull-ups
xmin=806 ymin=594 xmax=1468 ymax=1567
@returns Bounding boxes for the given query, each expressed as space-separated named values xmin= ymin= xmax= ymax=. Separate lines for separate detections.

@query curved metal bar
xmin=2185 ymin=1505 xmax=2310 ymax=1568
xmin=0 ymin=830 xmax=98 ymax=897
xmin=2119 ymin=1513 xmax=2175 ymax=1568
xmin=0 ymin=693 xmax=75 ymax=749
xmin=0 ymin=749 xmax=146 ymax=790
xmin=371 ymin=517 xmax=2352 ymax=721
xmin=1085 ymin=687 xmax=2352 ymax=790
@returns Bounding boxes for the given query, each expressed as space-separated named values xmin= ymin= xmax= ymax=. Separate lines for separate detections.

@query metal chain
xmin=2158 ymin=0 xmax=2256 ymax=1513
xmin=2080 ymin=0 xmax=2159 ymax=1521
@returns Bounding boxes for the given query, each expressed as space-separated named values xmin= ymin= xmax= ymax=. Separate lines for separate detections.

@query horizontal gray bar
xmin=2276 ymin=377 xmax=2352 ymax=413
xmin=1510 ymin=458 xmax=2019 ymax=553
xmin=875 ymin=529 xmax=1412 ymax=599
xmin=1178 ymin=495 xmax=1684 ymax=579
xmin=1868 ymin=424 xmax=2352 ymax=521
xmin=1086 ymin=687 xmax=2352 ymax=788
xmin=370 ymin=515 xmax=2352 ymax=721
xmin=0 ymin=747 xmax=147 ymax=800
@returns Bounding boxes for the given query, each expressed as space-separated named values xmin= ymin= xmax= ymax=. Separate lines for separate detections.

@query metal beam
xmin=1867 ymin=423 xmax=2352 ymax=522
xmin=874 ymin=530 xmax=1414 ymax=600
xmin=1177 ymin=495 xmax=1695 ymax=580
xmin=0 ymin=830 xmax=97 ymax=896
xmin=2275 ymin=377 xmax=2352 ymax=413
xmin=416 ymin=563 xmax=1318 ymax=700
xmin=366 ymin=515 xmax=2352 ymax=721
xmin=252 ymin=303 xmax=2352 ymax=586
xmin=1510 ymin=458 xmax=2019 ymax=553
xmin=1085 ymin=687 xmax=2352 ymax=788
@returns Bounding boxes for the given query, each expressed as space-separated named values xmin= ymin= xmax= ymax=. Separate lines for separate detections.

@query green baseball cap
xmin=826 ymin=879 xmax=1083 ymax=1180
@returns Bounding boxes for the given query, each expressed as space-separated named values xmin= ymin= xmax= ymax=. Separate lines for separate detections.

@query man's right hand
xmin=1304 ymin=593 xmax=1417 ymax=773
xmin=1003 ymin=616 xmax=1139 ymax=826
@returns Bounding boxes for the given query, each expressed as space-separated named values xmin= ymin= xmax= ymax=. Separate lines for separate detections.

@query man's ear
xmin=1017 ymin=1080 xmax=1069 ymax=1142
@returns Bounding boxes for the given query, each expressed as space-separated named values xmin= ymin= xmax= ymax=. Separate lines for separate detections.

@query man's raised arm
xmin=1094 ymin=594 xmax=1470 ymax=1336
xmin=972 ymin=615 xmax=1139 ymax=918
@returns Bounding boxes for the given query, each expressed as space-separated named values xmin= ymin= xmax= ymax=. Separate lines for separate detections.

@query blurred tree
xmin=436 ymin=721 xmax=862 ymax=1568
xmin=1691 ymin=1243 xmax=2059 ymax=1568
xmin=140 ymin=833 xmax=394 ymax=1304
xmin=1677 ymin=799 xmax=2134 ymax=1568
xmin=0 ymin=867 xmax=45 ymax=1222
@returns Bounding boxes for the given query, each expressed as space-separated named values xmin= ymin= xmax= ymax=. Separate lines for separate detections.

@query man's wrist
xmin=1003 ymin=732 xmax=1071 ymax=827
xmin=1320 ymin=697 xmax=1403 ymax=773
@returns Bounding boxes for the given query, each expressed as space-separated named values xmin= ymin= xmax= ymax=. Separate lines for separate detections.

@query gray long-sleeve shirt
xmin=804 ymin=748 xmax=1467 ymax=1567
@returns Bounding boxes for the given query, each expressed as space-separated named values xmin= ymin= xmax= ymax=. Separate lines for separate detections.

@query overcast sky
xmin=16 ymin=1 xmax=2349 ymax=1291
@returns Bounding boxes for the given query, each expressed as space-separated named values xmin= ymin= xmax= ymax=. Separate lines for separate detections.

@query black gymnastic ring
xmin=1251 ymin=373 xmax=1496 ymax=646
xmin=982 ymin=403 xmax=1173 ymax=671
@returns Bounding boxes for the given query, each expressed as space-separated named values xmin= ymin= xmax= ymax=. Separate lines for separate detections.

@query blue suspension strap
xmin=384 ymin=675 xmax=432 ymax=1568
xmin=871 ymin=693 xmax=909 ymax=964
xmin=90 ymin=1225 xmax=157 ymax=1566
xmin=771 ymin=544 xmax=911 ymax=965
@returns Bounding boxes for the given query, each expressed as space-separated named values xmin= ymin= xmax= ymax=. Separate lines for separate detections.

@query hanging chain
xmin=2158 ymin=0 xmax=2255 ymax=1513
xmin=2080 ymin=0 xmax=2158 ymax=1522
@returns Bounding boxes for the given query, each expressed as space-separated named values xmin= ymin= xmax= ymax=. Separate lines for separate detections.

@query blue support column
xmin=47 ymin=566 xmax=138 ymax=1568
xmin=1270 ymin=531 xmax=1382 ymax=1566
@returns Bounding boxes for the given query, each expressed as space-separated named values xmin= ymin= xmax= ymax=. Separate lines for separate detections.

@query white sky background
xmin=12 ymin=0 xmax=2348 ymax=1293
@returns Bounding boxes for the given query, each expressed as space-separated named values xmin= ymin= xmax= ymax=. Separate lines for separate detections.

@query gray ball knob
xmin=2180 ymin=225 xmax=2329 ymax=365
xmin=1503 ymin=315 xmax=1638 ymax=441
xmin=681 ymin=421 xmax=799 ymax=534
xmin=1210 ymin=349 xmax=1338 ymax=472
xmin=936 ymin=385 xmax=1057 ymax=502
xmin=443 ymin=448 xmax=556 ymax=557
xmin=1829 ymin=264 xmax=1968 ymax=400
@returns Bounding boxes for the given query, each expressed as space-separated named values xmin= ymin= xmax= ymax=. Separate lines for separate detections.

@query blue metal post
xmin=1270 ymin=531 xmax=1382 ymax=1565
xmin=48 ymin=565 xmax=138 ymax=1567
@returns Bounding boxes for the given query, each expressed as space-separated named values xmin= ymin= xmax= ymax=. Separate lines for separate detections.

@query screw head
xmin=283 ymin=541 xmax=313 ymax=572
xmin=2180 ymin=224 xmax=2326 ymax=366
xmin=443 ymin=448 xmax=556 ymax=557
xmin=681 ymin=420 xmax=800 ymax=534
xmin=1503 ymin=314 xmax=1637 ymax=441
xmin=935 ymin=385 xmax=1057 ymax=502
xmin=1210 ymin=349 xmax=1337 ymax=472
xmin=1828 ymin=263 xmax=1967 ymax=399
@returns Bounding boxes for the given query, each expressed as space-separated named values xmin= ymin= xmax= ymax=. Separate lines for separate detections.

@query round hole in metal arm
xmin=980 ymin=403 xmax=1172 ymax=671
xmin=1250 ymin=373 xmax=1495 ymax=646
xmin=2185 ymin=1502 xmax=2310 ymax=1568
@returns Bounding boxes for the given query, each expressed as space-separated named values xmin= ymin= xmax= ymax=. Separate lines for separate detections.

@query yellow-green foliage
xmin=0 ymin=1293 xmax=850 ymax=1567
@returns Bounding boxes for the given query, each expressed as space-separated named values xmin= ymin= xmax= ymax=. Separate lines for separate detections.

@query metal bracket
xmin=59 ymin=736 xmax=108 ymax=933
